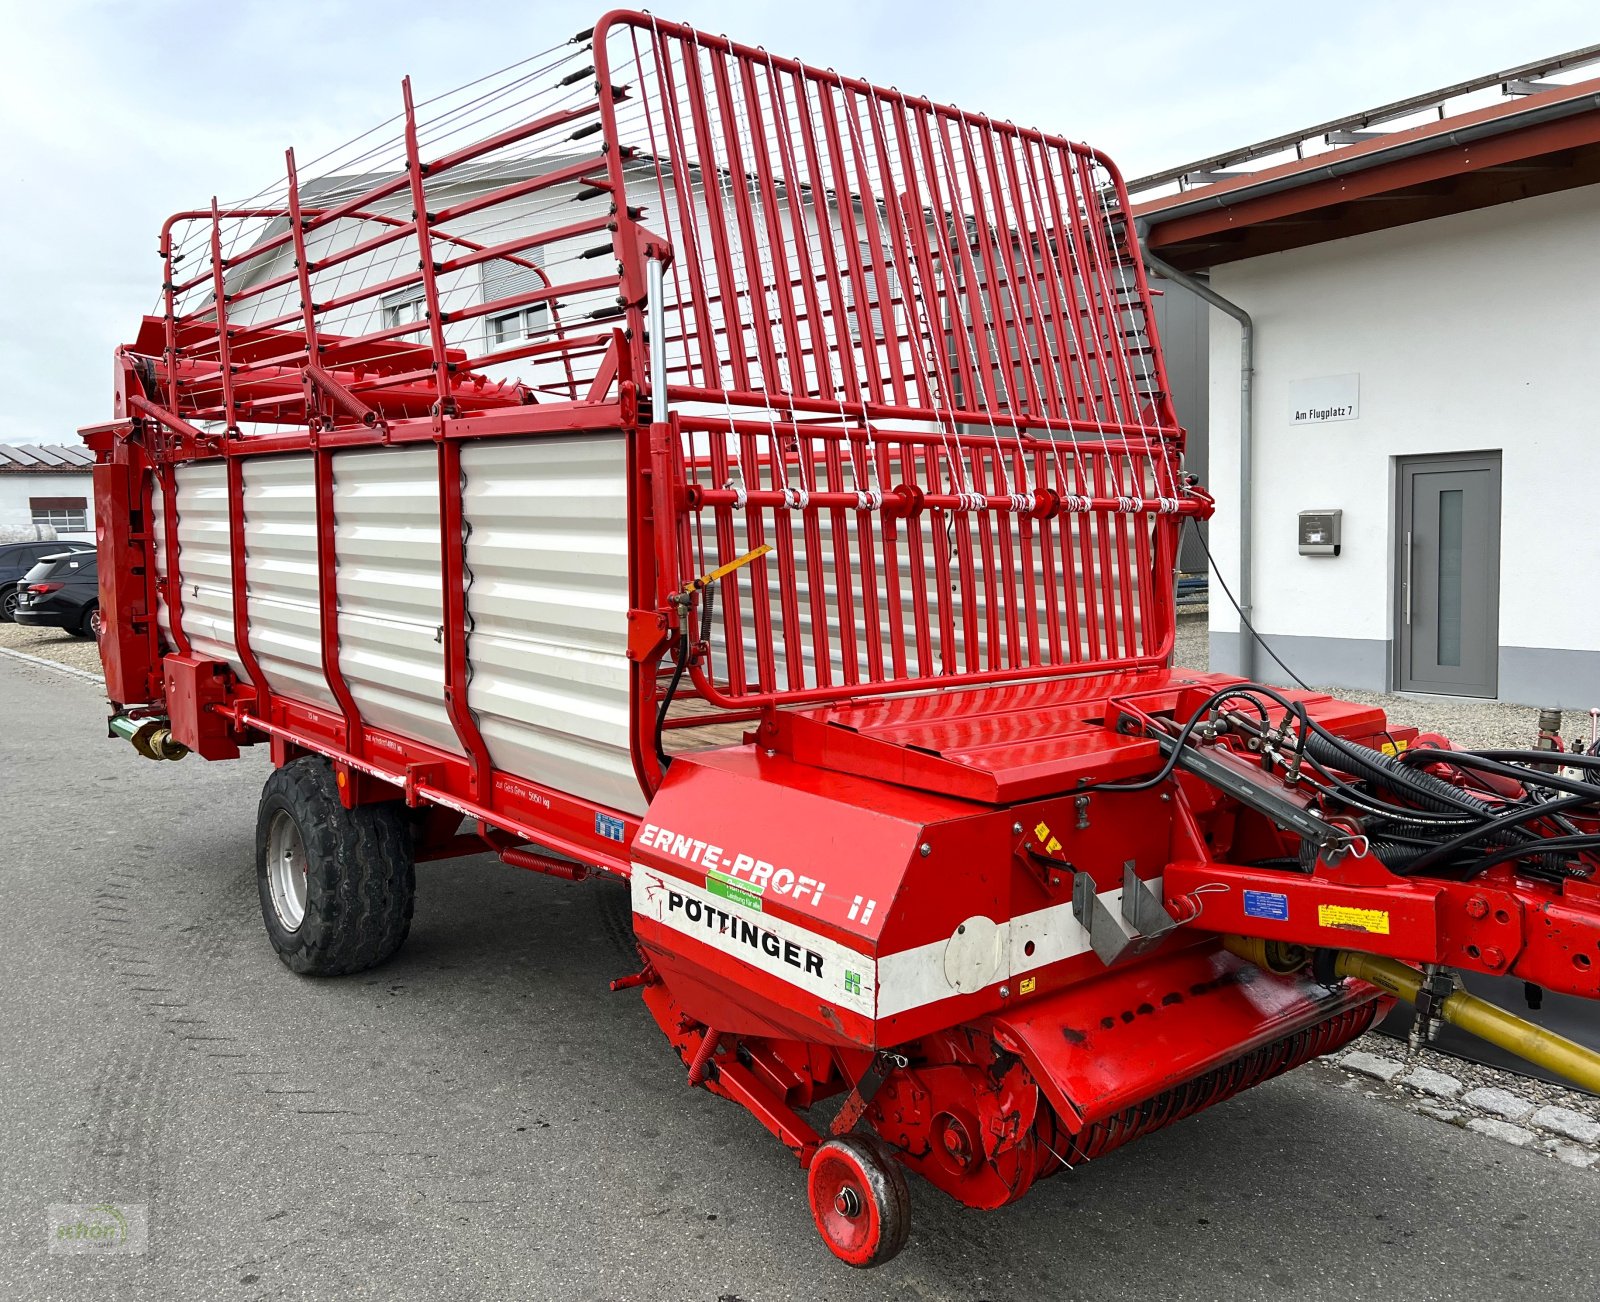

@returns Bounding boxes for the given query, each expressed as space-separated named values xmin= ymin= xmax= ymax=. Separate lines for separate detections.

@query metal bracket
xmin=1150 ymin=731 xmax=1356 ymax=858
xmin=1072 ymin=862 xmax=1182 ymax=966
xmin=830 ymin=1053 xmax=903 ymax=1136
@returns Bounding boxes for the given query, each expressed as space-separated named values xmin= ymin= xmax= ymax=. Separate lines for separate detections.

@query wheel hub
xmin=833 ymin=1187 xmax=861 ymax=1218
xmin=265 ymin=810 xmax=309 ymax=932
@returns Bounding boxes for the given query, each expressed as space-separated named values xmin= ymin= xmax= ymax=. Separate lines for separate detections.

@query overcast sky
xmin=2 ymin=0 xmax=1594 ymax=444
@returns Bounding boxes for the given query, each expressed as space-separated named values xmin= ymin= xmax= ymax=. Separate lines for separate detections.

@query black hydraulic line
xmin=1292 ymin=747 xmax=1481 ymax=827
xmin=1222 ymin=708 xmax=1479 ymax=828
xmin=1396 ymin=793 xmax=1595 ymax=876
xmin=1299 ymin=727 xmax=1504 ymax=821
xmin=1081 ymin=685 xmax=1295 ymax=794
xmin=1396 ymin=748 xmax=1600 ymax=804
xmin=1470 ymin=749 xmax=1600 ymax=774
xmin=1215 ymin=681 xmax=1505 ymax=823
xmin=1367 ymin=839 xmax=1432 ymax=870
xmin=1457 ymin=834 xmax=1600 ymax=876
xmin=653 ymin=623 xmax=691 ymax=774
xmin=652 ymin=583 xmax=719 ymax=775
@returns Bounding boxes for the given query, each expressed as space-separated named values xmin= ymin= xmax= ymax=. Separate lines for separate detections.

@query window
xmin=482 ymin=255 xmax=548 ymax=351
xmin=30 ymin=496 xmax=88 ymax=532
xmin=382 ymin=289 xmax=427 ymax=331
xmin=844 ymin=240 xmax=899 ymax=343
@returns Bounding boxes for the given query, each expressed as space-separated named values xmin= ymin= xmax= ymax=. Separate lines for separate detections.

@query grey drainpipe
xmin=1135 ymin=220 xmax=1255 ymax=680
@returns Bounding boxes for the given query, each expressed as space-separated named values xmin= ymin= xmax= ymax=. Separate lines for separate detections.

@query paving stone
xmin=1416 ymin=1104 xmax=1462 ymax=1124
xmin=1406 ymin=1066 xmax=1464 ymax=1100
xmin=1341 ymin=1050 xmax=1405 ymax=1083
xmin=1530 ymin=1105 xmax=1600 ymax=1146
xmin=1466 ymin=1118 xmax=1537 ymax=1148
xmin=1542 ymin=1140 xmax=1599 ymax=1171
xmin=1462 ymin=1086 xmax=1536 ymax=1123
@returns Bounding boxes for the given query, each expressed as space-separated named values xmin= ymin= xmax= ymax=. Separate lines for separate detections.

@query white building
xmin=1134 ymin=54 xmax=1600 ymax=706
xmin=0 ymin=443 xmax=96 ymax=542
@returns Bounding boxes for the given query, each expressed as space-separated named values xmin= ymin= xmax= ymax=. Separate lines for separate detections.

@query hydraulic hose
xmin=1300 ymin=729 xmax=1500 ymax=821
xmin=1399 ymin=747 xmax=1600 ymax=803
xmin=1400 ymin=793 xmax=1594 ymax=876
xmin=1366 ymin=839 xmax=1431 ymax=871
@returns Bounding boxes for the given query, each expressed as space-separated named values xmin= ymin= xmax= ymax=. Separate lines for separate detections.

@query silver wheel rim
xmin=266 ymin=810 xmax=309 ymax=931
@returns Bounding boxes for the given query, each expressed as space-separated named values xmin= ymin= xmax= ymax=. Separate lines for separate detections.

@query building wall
xmin=1204 ymin=182 xmax=1600 ymax=706
xmin=1146 ymin=274 xmax=1210 ymax=573
xmin=0 ymin=472 xmax=96 ymax=541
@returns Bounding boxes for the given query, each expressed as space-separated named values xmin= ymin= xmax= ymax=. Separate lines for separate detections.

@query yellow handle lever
xmin=680 ymin=543 xmax=772 ymax=595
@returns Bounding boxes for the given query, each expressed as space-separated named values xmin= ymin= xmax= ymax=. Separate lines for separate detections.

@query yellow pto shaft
xmin=1224 ymin=937 xmax=1600 ymax=1094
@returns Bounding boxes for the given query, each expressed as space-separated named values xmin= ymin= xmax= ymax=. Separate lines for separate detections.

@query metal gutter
xmin=1127 ymin=45 xmax=1600 ymax=194
xmin=1136 ymin=84 xmax=1600 ymax=230
xmin=1135 ymin=221 xmax=1255 ymax=681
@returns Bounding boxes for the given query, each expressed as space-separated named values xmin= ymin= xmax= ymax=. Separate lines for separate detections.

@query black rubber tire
xmin=255 ymin=756 xmax=415 ymax=976
xmin=69 ymin=603 xmax=99 ymax=640
xmin=806 ymin=1135 xmax=912 ymax=1268
xmin=0 ymin=587 xmax=18 ymax=622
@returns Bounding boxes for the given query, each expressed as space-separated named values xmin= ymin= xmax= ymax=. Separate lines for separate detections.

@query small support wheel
xmin=806 ymin=1137 xmax=911 ymax=1268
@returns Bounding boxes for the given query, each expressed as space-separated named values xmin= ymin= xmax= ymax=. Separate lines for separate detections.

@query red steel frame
xmin=90 ymin=8 xmax=1600 ymax=1010
xmin=80 ymin=13 xmax=1600 ymax=1257
xmin=84 ymin=17 xmax=1600 ymax=1018
xmin=87 ymin=11 xmax=1201 ymax=876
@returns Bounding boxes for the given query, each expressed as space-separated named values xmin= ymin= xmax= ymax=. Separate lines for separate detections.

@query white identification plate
xmin=632 ymin=867 xmax=877 ymax=1018
xmin=1289 ymin=373 xmax=1360 ymax=425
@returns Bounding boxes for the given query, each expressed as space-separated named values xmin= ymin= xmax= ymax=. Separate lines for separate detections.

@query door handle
xmin=1404 ymin=530 xmax=1412 ymax=626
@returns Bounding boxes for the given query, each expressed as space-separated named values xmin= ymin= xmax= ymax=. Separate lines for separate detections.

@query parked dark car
xmin=13 ymin=550 xmax=101 ymax=639
xmin=0 ymin=540 xmax=93 ymax=621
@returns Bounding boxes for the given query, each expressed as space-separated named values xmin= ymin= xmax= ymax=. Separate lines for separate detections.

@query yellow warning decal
xmin=1033 ymin=821 xmax=1063 ymax=856
xmin=1379 ymin=738 xmax=1411 ymax=756
xmin=1020 ymin=976 xmax=1037 ymax=996
xmin=1318 ymin=903 xmax=1391 ymax=934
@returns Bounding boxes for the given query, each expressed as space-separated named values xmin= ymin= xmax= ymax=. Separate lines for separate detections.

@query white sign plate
xmin=1290 ymin=373 xmax=1359 ymax=425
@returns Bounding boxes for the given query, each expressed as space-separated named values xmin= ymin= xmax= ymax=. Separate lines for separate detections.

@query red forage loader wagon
xmin=85 ymin=11 xmax=1600 ymax=1266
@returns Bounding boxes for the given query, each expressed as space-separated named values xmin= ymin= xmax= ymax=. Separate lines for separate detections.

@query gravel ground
xmin=1171 ymin=606 xmax=1588 ymax=749
xmin=0 ymin=618 xmax=105 ymax=678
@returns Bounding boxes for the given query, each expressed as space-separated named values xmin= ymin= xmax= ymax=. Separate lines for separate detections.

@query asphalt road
xmin=2 ymin=653 xmax=1597 ymax=1302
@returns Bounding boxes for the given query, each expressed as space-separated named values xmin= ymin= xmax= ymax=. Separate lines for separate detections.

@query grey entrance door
xmin=1396 ymin=453 xmax=1501 ymax=697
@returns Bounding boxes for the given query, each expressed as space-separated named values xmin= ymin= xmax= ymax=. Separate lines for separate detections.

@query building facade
xmin=1134 ymin=57 xmax=1600 ymax=707
xmin=0 ymin=444 xmax=96 ymax=542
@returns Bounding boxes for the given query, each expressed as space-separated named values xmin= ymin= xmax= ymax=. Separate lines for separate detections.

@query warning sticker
xmin=1318 ymin=903 xmax=1391 ymax=934
xmin=1243 ymin=890 xmax=1290 ymax=922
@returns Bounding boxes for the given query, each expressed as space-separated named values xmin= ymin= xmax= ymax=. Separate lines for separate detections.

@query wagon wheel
xmin=805 ymin=1137 xmax=911 ymax=1268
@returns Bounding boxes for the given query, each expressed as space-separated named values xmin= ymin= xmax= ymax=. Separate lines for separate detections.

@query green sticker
xmin=706 ymin=868 xmax=763 ymax=912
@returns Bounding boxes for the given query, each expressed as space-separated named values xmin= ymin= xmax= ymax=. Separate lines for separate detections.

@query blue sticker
xmin=1243 ymin=890 xmax=1290 ymax=922
xmin=595 ymin=813 xmax=626 ymax=843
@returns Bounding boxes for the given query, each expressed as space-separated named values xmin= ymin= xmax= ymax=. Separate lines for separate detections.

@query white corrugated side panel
xmin=461 ymin=435 xmax=641 ymax=813
xmin=331 ymin=445 xmax=461 ymax=754
xmin=150 ymin=474 xmax=172 ymax=650
xmin=170 ymin=462 xmax=249 ymax=679
xmin=242 ymin=454 xmax=336 ymax=709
